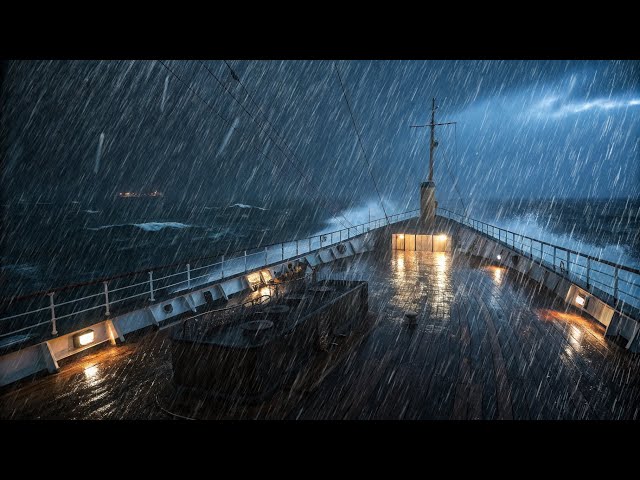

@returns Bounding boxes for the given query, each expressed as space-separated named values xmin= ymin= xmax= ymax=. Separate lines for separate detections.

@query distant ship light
xmin=73 ymin=329 xmax=95 ymax=348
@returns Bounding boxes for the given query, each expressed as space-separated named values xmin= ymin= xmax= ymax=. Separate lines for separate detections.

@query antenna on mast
xmin=410 ymin=98 xmax=456 ymax=183
xmin=410 ymin=98 xmax=456 ymax=226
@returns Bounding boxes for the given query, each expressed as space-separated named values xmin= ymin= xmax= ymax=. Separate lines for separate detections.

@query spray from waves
xmin=314 ymin=199 xmax=399 ymax=236
xmin=94 ymin=132 xmax=105 ymax=174
xmin=87 ymin=222 xmax=192 ymax=232
xmin=489 ymin=212 xmax=639 ymax=268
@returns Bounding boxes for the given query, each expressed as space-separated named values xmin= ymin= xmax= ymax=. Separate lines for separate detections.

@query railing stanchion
xmin=103 ymin=281 xmax=110 ymax=316
xmin=48 ymin=292 xmax=57 ymax=336
xmin=221 ymin=255 xmax=225 ymax=278
xmin=148 ymin=272 xmax=155 ymax=302
xmin=6 ymin=208 xmax=640 ymax=343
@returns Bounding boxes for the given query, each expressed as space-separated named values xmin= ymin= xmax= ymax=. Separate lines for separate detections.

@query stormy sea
xmin=0 ymin=196 xmax=638 ymax=301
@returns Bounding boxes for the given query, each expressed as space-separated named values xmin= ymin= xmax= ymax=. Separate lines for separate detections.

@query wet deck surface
xmin=2 ymin=250 xmax=639 ymax=420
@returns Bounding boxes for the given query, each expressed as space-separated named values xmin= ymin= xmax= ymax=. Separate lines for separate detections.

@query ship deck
xmin=2 ymin=250 xmax=639 ymax=420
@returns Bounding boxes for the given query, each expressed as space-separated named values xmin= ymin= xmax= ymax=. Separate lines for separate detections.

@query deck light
xmin=247 ymin=272 xmax=262 ymax=284
xmin=73 ymin=329 xmax=95 ymax=348
xmin=398 ymin=234 xmax=404 ymax=239
xmin=575 ymin=295 xmax=588 ymax=307
xmin=260 ymin=270 xmax=273 ymax=283
xmin=497 ymin=254 xmax=502 ymax=260
xmin=437 ymin=234 xmax=447 ymax=241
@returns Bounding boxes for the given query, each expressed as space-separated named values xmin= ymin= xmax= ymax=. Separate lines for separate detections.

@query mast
xmin=410 ymin=98 xmax=456 ymax=227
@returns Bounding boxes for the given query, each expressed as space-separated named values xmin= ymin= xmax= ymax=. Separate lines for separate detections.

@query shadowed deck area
xmin=1 ymin=250 xmax=639 ymax=420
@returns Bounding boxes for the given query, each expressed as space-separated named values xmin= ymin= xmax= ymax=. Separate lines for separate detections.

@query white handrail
xmin=0 ymin=209 xmax=420 ymax=340
xmin=437 ymin=207 xmax=640 ymax=312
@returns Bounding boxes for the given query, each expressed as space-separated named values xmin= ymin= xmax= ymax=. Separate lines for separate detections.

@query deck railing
xmin=0 ymin=209 xmax=420 ymax=342
xmin=437 ymin=207 xmax=640 ymax=317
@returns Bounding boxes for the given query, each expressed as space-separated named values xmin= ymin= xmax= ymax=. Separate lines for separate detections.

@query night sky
xmin=1 ymin=60 xmax=638 ymax=214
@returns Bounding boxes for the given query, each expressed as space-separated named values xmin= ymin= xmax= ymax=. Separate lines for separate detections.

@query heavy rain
xmin=0 ymin=59 xmax=638 ymax=420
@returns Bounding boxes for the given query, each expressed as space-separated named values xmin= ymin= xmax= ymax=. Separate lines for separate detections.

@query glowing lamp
xmin=260 ymin=270 xmax=273 ymax=283
xmin=247 ymin=272 xmax=262 ymax=284
xmin=575 ymin=295 xmax=588 ymax=308
xmin=73 ymin=329 xmax=95 ymax=348
xmin=497 ymin=254 xmax=502 ymax=260
xmin=398 ymin=234 xmax=405 ymax=239
xmin=437 ymin=234 xmax=447 ymax=241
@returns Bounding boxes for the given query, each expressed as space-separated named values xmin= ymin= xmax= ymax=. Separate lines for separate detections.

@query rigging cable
xmin=222 ymin=60 xmax=303 ymax=164
xmin=196 ymin=60 xmax=354 ymax=230
xmin=453 ymin=121 xmax=468 ymax=217
xmin=221 ymin=59 xmax=356 ymax=226
xmin=440 ymin=131 xmax=468 ymax=216
xmin=158 ymin=60 xmax=352 ymax=231
xmin=332 ymin=61 xmax=390 ymax=226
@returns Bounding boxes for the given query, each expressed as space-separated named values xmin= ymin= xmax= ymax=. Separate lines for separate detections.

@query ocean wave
xmin=83 ymin=209 xmax=101 ymax=214
xmin=87 ymin=222 xmax=192 ymax=232
xmin=228 ymin=203 xmax=268 ymax=211
xmin=490 ymin=212 xmax=639 ymax=268
xmin=315 ymin=199 xmax=396 ymax=236
xmin=1 ymin=263 xmax=41 ymax=279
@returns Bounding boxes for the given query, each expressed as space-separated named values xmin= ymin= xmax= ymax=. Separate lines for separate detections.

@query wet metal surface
xmin=1 ymin=251 xmax=639 ymax=419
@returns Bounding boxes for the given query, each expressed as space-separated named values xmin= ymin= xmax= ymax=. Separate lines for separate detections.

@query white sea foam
xmin=134 ymin=222 xmax=191 ymax=232
xmin=87 ymin=222 xmax=192 ymax=232
xmin=228 ymin=203 xmax=268 ymax=211
xmin=488 ymin=212 xmax=639 ymax=268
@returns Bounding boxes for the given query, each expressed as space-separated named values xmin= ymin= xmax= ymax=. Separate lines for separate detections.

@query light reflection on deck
xmin=1 ymin=250 xmax=639 ymax=420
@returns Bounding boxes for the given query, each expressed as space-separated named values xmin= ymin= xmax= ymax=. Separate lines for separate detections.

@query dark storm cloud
xmin=1 ymin=60 xmax=638 ymax=214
